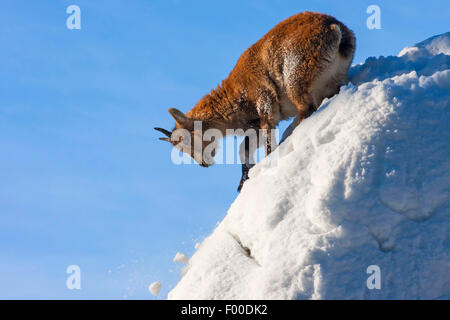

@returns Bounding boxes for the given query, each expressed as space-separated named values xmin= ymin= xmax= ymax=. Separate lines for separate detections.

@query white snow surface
xmin=398 ymin=32 xmax=450 ymax=60
xmin=168 ymin=33 xmax=450 ymax=300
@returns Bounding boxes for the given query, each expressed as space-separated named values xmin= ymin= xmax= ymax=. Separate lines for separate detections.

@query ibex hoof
xmin=237 ymin=176 xmax=249 ymax=192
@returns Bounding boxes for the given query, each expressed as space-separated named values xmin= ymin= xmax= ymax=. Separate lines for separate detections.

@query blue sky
xmin=0 ymin=0 xmax=448 ymax=299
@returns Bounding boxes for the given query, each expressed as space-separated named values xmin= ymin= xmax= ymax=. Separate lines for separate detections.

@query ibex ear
xmin=168 ymin=108 xmax=194 ymax=129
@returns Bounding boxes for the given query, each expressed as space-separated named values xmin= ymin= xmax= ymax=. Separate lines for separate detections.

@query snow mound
xmin=169 ymin=34 xmax=450 ymax=299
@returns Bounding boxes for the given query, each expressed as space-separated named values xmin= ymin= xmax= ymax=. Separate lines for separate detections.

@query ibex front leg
xmin=263 ymin=128 xmax=272 ymax=155
xmin=237 ymin=93 xmax=278 ymax=191
xmin=237 ymin=136 xmax=254 ymax=192
xmin=261 ymin=118 xmax=277 ymax=157
xmin=258 ymin=91 xmax=278 ymax=156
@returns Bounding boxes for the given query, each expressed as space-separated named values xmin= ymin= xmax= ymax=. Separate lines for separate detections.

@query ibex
xmin=156 ymin=12 xmax=355 ymax=191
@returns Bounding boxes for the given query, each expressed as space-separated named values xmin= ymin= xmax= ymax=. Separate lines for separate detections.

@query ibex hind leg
xmin=284 ymin=24 xmax=343 ymax=125
xmin=286 ymin=86 xmax=317 ymax=126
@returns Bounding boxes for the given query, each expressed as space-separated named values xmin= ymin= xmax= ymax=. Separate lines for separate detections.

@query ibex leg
xmin=237 ymin=136 xmax=255 ymax=192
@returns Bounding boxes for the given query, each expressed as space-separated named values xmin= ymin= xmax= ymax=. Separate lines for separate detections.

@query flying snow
xmin=173 ymin=252 xmax=189 ymax=264
xmin=148 ymin=281 xmax=162 ymax=296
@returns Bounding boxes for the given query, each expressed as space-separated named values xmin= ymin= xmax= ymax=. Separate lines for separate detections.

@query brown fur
xmin=160 ymin=11 xmax=355 ymax=165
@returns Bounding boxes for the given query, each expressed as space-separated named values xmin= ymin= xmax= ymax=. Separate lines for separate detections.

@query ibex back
xmin=156 ymin=11 xmax=355 ymax=191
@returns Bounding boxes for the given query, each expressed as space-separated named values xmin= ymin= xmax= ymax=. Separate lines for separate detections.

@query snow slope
xmin=168 ymin=33 xmax=450 ymax=300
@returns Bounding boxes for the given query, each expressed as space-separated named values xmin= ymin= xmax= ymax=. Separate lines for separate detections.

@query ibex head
xmin=155 ymin=108 xmax=219 ymax=167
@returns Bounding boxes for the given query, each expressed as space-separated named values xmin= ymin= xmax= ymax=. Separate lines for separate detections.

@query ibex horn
xmin=154 ymin=127 xmax=172 ymax=137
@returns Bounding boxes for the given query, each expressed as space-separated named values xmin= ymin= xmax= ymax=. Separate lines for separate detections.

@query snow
xmin=349 ymin=32 xmax=450 ymax=86
xmin=398 ymin=32 xmax=450 ymax=59
xmin=173 ymin=252 xmax=189 ymax=264
xmin=168 ymin=33 xmax=450 ymax=300
xmin=149 ymin=281 xmax=161 ymax=296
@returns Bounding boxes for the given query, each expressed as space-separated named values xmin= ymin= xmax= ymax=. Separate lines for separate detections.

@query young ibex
xmin=156 ymin=12 xmax=355 ymax=191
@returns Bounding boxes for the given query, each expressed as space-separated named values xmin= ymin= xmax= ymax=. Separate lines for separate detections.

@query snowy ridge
xmin=349 ymin=32 xmax=450 ymax=85
xmin=398 ymin=32 xmax=450 ymax=59
xmin=168 ymin=33 xmax=450 ymax=300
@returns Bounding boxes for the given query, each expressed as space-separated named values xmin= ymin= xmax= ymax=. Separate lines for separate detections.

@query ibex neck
xmin=186 ymin=83 xmax=236 ymax=125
